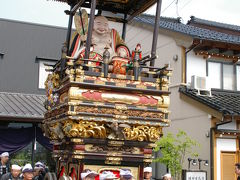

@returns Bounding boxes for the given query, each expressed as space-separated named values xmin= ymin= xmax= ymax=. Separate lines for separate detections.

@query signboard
xmin=182 ymin=170 xmax=207 ymax=180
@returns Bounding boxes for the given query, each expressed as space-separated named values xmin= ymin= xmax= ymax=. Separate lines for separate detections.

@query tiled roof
xmin=188 ymin=16 xmax=240 ymax=32
xmin=134 ymin=14 xmax=240 ymax=45
xmin=0 ymin=92 xmax=45 ymax=120
xmin=179 ymin=85 xmax=240 ymax=115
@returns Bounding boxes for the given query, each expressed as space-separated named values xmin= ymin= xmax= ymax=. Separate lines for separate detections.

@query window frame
xmin=36 ymin=57 xmax=58 ymax=90
xmin=207 ymin=59 xmax=238 ymax=91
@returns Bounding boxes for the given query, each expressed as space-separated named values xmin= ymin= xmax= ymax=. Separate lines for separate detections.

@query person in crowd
xmin=81 ymin=169 xmax=98 ymax=180
xmin=33 ymin=162 xmax=46 ymax=180
xmin=99 ymin=171 xmax=117 ymax=180
xmin=235 ymin=163 xmax=240 ymax=180
xmin=0 ymin=152 xmax=10 ymax=178
xmin=22 ymin=164 xmax=34 ymax=180
xmin=162 ymin=173 xmax=171 ymax=180
xmin=119 ymin=169 xmax=133 ymax=180
xmin=0 ymin=164 xmax=21 ymax=180
xmin=143 ymin=167 xmax=152 ymax=180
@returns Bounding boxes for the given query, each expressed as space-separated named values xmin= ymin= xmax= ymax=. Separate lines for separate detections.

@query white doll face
xmin=93 ymin=16 xmax=109 ymax=35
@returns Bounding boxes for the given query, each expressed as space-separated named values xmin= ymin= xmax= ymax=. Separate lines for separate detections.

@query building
xmin=130 ymin=15 xmax=240 ymax=180
xmin=1 ymin=13 xmax=240 ymax=179
xmin=0 ymin=18 xmax=67 ymax=165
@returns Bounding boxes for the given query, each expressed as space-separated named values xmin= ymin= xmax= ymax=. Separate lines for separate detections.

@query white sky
xmin=0 ymin=0 xmax=240 ymax=27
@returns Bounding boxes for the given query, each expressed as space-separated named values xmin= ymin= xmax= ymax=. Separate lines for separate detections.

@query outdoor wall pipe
xmin=184 ymin=40 xmax=202 ymax=83
xmin=210 ymin=127 xmax=214 ymax=180
xmin=150 ymin=0 xmax=162 ymax=67
xmin=84 ymin=0 xmax=97 ymax=61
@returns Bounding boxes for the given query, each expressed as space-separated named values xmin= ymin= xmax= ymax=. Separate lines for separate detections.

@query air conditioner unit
xmin=191 ymin=75 xmax=211 ymax=96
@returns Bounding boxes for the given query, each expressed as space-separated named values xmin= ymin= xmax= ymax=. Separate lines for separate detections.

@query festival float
xmin=42 ymin=0 xmax=172 ymax=179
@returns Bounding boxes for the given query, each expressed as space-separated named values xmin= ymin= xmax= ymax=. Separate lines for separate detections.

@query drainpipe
xmin=184 ymin=40 xmax=202 ymax=83
xmin=210 ymin=110 xmax=234 ymax=180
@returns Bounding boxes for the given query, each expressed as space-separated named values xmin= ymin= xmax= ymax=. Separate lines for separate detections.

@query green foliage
xmin=154 ymin=130 xmax=200 ymax=180
xmin=11 ymin=142 xmax=56 ymax=171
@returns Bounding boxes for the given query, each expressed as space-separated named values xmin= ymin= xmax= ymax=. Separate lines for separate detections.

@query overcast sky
xmin=0 ymin=0 xmax=240 ymax=27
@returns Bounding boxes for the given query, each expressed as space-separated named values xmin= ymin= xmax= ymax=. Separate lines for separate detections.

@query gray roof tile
xmin=188 ymin=16 xmax=240 ymax=32
xmin=179 ymin=85 xmax=240 ymax=115
xmin=134 ymin=14 xmax=240 ymax=45
xmin=0 ymin=92 xmax=45 ymax=120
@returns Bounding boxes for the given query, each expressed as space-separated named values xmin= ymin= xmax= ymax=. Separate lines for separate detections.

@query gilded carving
xmin=74 ymin=106 xmax=164 ymax=119
xmin=62 ymin=120 xmax=107 ymax=138
xmin=44 ymin=73 xmax=60 ymax=109
xmin=45 ymin=120 xmax=163 ymax=142
xmin=74 ymin=75 xmax=158 ymax=88
xmin=123 ymin=126 xmax=162 ymax=142
xmin=101 ymin=93 xmax=139 ymax=104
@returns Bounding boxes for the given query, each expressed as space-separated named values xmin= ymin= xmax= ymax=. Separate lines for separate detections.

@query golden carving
xmin=72 ymin=155 xmax=84 ymax=159
xmin=71 ymin=138 xmax=84 ymax=144
xmin=63 ymin=120 xmax=107 ymax=138
xmin=101 ymin=93 xmax=139 ymax=104
xmin=123 ymin=126 xmax=162 ymax=142
xmin=108 ymin=141 xmax=124 ymax=146
xmin=106 ymin=157 xmax=122 ymax=161
xmin=143 ymin=159 xmax=153 ymax=163
xmin=74 ymin=106 xmax=164 ymax=119
xmin=144 ymin=154 xmax=153 ymax=158
xmin=115 ymin=104 xmax=127 ymax=110
xmin=105 ymin=160 xmax=121 ymax=165
xmin=45 ymin=73 xmax=60 ymax=89
xmin=114 ymin=115 xmax=128 ymax=119
xmin=85 ymin=144 xmax=140 ymax=154
xmin=106 ymin=152 xmax=122 ymax=156
xmin=68 ymin=87 xmax=88 ymax=100
xmin=105 ymin=157 xmax=122 ymax=164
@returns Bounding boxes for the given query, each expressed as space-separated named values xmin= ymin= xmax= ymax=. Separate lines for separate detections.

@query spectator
xmin=33 ymin=162 xmax=46 ymax=180
xmin=99 ymin=171 xmax=117 ymax=180
xmin=81 ymin=169 xmax=98 ymax=180
xmin=22 ymin=164 xmax=34 ymax=180
xmin=0 ymin=152 xmax=10 ymax=179
xmin=143 ymin=167 xmax=152 ymax=180
xmin=235 ymin=163 xmax=240 ymax=180
xmin=162 ymin=173 xmax=171 ymax=180
xmin=0 ymin=164 xmax=21 ymax=180
xmin=119 ymin=169 xmax=133 ymax=180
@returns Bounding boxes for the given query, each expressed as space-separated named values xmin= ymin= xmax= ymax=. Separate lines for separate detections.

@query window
xmin=223 ymin=64 xmax=234 ymax=90
xmin=207 ymin=60 xmax=238 ymax=91
xmin=236 ymin=66 xmax=240 ymax=91
xmin=208 ymin=62 xmax=221 ymax=89
xmin=38 ymin=60 xmax=56 ymax=89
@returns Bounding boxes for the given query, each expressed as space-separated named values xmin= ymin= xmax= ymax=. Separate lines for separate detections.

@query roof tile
xmin=0 ymin=92 xmax=45 ymax=120
xmin=179 ymin=85 xmax=240 ymax=115
xmin=135 ymin=14 xmax=240 ymax=45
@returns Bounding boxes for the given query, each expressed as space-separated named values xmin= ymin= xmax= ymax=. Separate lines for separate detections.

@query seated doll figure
xmin=69 ymin=12 xmax=130 ymax=74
